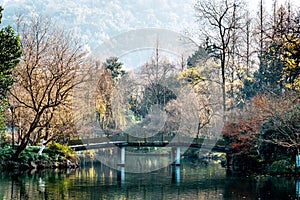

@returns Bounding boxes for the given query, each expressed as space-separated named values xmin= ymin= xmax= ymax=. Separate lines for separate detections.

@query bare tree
xmin=258 ymin=0 xmax=266 ymax=65
xmin=259 ymin=92 xmax=300 ymax=160
xmin=262 ymin=105 xmax=300 ymax=153
xmin=195 ymin=0 xmax=246 ymax=115
xmin=8 ymin=16 xmax=86 ymax=159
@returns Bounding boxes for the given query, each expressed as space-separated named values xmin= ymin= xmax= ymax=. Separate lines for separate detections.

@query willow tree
xmin=9 ymin=16 xmax=86 ymax=159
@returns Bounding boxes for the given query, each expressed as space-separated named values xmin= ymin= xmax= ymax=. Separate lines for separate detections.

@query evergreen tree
xmin=103 ymin=57 xmax=125 ymax=83
xmin=0 ymin=6 xmax=21 ymax=100
xmin=0 ymin=6 xmax=21 ymax=137
xmin=237 ymin=4 xmax=299 ymax=106
xmin=255 ymin=42 xmax=285 ymax=94
xmin=139 ymin=83 xmax=176 ymax=118
xmin=187 ymin=45 xmax=208 ymax=68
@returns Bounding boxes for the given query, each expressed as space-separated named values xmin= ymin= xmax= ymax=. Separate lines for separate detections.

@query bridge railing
xmin=68 ymin=132 xmax=225 ymax=148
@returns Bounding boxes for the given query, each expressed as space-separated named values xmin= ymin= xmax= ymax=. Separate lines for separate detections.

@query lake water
xmin=0 ymin=161 xmax=298 ymax=200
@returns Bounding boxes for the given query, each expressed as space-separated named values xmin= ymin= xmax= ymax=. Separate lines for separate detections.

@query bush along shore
xmin=0 ymin=141 xmax=78 ymax=171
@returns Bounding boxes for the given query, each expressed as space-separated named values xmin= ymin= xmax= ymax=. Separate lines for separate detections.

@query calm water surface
xmin=0 ymin=161 xmax=299 ymax=200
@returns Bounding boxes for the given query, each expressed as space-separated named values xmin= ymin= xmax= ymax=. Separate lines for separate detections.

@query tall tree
xmin=236 ymin=0 xmax=269 ymax=105
xmin=260 ymin=97 xmax=300 ymax=159
xmin=179 ymin=62 xmax=222 ymax=138
xmin=239 ymin=2 xmax=299 ymax=103
xmin=277 ymin=4 xmax=300 ymax=91
xmin=0 ymin=6 xmax=21 ymax=100
xmin=138 ymin=48 xmax=176 ymax=117
xmin=258 ymin=0 xmax=266 ymax=68
xmin=123 ymin=48 xmax=183 ymax=136
xmin=257 ymin=3 xmax=299 ymax=91
xmin=244 ymin=11 xmax=253 ymax=76
xmin=195 ymin=0 xmax=246 ymax=115
xmin=9 ymin=16 xmax=86 ymax=159
xmin=0 ymin=6 xmax=21 ymax=143
xmin=96 ymin=67 xmax=114 ymax=129
xmin=281 ymin=35 xmax=300 ymax=90
xmin=95 ymin=57 xmax=125 ymax=130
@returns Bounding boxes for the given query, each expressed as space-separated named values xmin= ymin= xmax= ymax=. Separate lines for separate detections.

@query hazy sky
xmin=2 ymin=0 xmax=299 ymax=48
xmin=1 ymin=0 xmax=299 ymax=68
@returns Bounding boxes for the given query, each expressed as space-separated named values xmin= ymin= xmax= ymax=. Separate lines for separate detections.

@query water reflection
xmin=0 ymin=161 xmax=298 ymax=199
xmin=117 ymin=167 xmax=125 ymax=185
xmin=94 ymin=147 xmax=173 ymax=173
xmin=297 ymin=180 xmax=300 ymax=197
xmin=170 ymin=165 xmax=180 ymax=185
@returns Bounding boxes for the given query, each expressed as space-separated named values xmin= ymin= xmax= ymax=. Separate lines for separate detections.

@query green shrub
xmin=0 ymin=145 xmax=15 ymax=161
xmin=26 ymin=146 xmax=41 ymax=153
xmin=38 ymin=153 xmax=50 ymax=161
xmin=48 ymin=141 xmax=74 ymax=158
xmin=267 ymin=158 xmax=294 ymax=174
xmin=19 ymin=150 xmax=38 ymax=162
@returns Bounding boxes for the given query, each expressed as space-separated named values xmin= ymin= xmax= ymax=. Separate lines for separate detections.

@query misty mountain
xmin=1 ymin=0 xmax=196 ymax=50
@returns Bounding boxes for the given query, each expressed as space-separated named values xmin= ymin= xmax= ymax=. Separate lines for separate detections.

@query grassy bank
xmin=0 ymin=142 xmax=78 ymax=171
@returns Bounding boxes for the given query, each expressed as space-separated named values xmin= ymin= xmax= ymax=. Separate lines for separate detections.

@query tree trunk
xmin=259 ymin=0 xmax=264 ymax=66
xmin=221 ymin=58 xmax=226 ymax=120
xmin=12 ymin=113 xmax=42 ymax=160
xmin=12 ymin=140 xmax=28 ymax=160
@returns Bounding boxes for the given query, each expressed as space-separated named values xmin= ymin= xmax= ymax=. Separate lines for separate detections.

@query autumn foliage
xmin=222 ymin=93 xmax=298 ymax=156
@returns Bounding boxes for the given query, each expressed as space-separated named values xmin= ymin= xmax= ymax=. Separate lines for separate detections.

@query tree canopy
xmin=0 ymin=6 xmax=21 ymax=100
xmin=8 ymin=15 xmax=86 ymax=159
